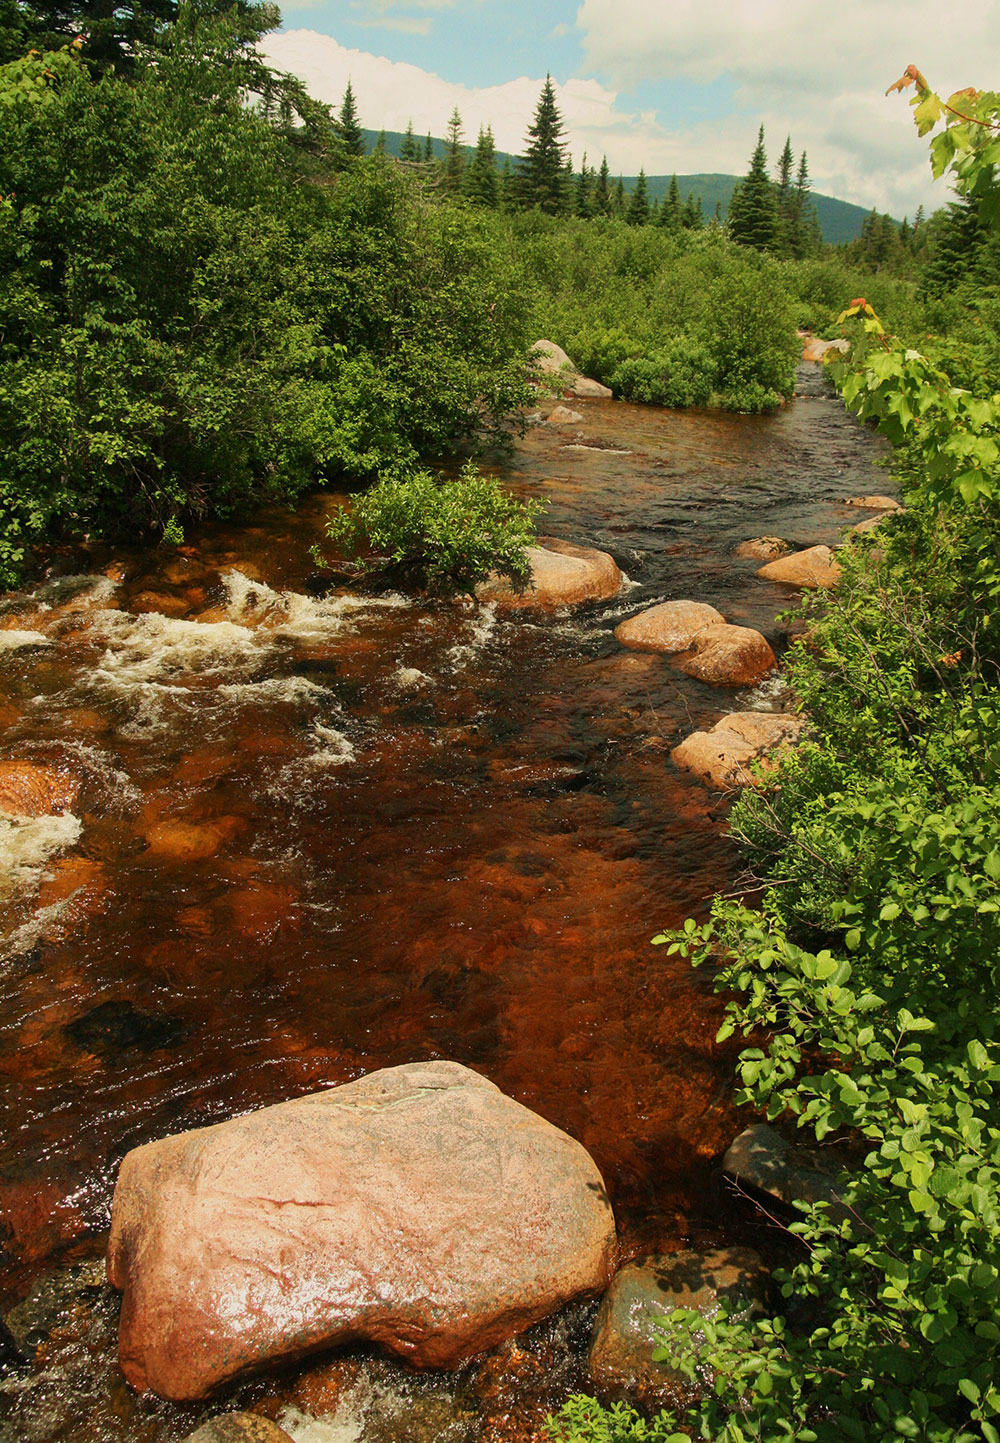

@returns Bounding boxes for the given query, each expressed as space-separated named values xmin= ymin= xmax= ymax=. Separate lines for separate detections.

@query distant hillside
xmin=361 ymin=130 xmax=878 ymax=245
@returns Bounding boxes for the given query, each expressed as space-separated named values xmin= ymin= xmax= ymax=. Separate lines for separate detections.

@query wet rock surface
xmin=671 ymin=712 xmax=802 ymax=789
xmin=723 ymin=1123 xmax=845 ymax=1213
xmin=477 ymin=538 xmax=622 ymax=609
xmin=677 ymin=624 xmax=776 ymax=687
xmin=588 ymin=1248 xmax=767 ymax=1410
xmin=614 ymin=600 xmax=724 ymax=654
xmin=107 ymin=1061 xmax=617 ymax=1400
xmin=756 ymin=544 xmax=842 ymax=590
xmin=733 ymin=537 xmax=790 ymax=561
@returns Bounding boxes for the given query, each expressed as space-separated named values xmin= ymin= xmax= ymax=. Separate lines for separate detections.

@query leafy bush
xmin=609 ymin=339 xmax=716 ymax=408
xmin=324 ymin=463 xmax=545 ymax=595
xmin=0 ymin=30 xmax=534 ymax=586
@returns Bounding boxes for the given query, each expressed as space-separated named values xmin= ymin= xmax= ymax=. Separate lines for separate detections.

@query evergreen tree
xmin=574 ymin=152 xmax=594 ymax=218
xmin=786 ymin=150 xmax=819 ymax=258
xmin=424 ymin=131 xmax=434 ymax=163
xmin=499 ymin=153 xmax=515 ymax=210
xmin=594 ymin=155 xmax=611 ymax=216
xmin=613 ymin=175 xmax=625 ymax=217
xmin=775 ymin=134 xmax=795 ymax=254
xmin=400 ymin=119 xmax=420 ymax=163
xmin=518 ymin=73 xmax=568 ymax=214
xmin=658 ymin=172 xmax=683 ymax=230
xmin=337 ymin=80 xmax=365 ymax=158
xmin=374 ymin=129 xmax=387 ymax=155
xmin=683 ymin=191 xmax=703 ymax=229
xmin=444 ymin=106 xmax=464 ymax=189
xmin=626 ymin=168 xmax=649 ymax=225
xmin=464 ymin=124 xmax=499 ymax=208
xmin=727 ymin=125 xmax=779 ymax=250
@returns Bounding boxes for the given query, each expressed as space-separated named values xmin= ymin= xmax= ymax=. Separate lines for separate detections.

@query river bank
xmin=0 ymin=365 xmax=891 ymax=1441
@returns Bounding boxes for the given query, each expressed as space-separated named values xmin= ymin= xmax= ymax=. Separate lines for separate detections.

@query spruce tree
xmin=499 ymin=153 xmax=515 ymax=210
xmin=575 ymin=152 xmax=594 ymax=218
xmin=594 ymin=156 xmax=611 ymax=216
xmin=613 ymin=175 xmax=625 ymax=217
xmin=626 ymin=168 xmax=650 ymax=225
xmin=444 ymin=106 xmax=465 ymax=189
xmin=658 ymin=172 xmax=683 ymax=230
xmin=400 ymin=120 xmax=420 ymax=163
xmin=776 ymin=135 xmax=795 ymax=255
xmin=683 ymin=191 xmax=703 ymax=229
xmin=374 ymin=129 xmax=387 ymax=155
xmin=424 ymin=131 xmax=434 ymax=163
xmin=337 ymin=81 xmax=365 ymax=159
xmin=518 ymin=74 xmax=568 ymax=214
xmin=787 ymin=150 xmax=820 ymax=258
xmin=727 ymin=125 xmax=779 ymax=251
xmin=464 ymin=125 xmax=499 ymax=208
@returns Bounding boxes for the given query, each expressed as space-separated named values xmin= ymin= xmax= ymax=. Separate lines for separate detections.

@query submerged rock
xmin=723 ymin=1123 xmax=844 ymax=1213
xmin=671 ymin=712 xmax=802 ymax=788
xmin=677 ymin=624 xmax=776 ymax=687
xmin=183 ymin=1415 xmax=295 ymax=1443
xmin=0 ymin=760 xmax=80 ymax=818
xmin=614 ymin=600 xmax=724 ymax=653
xmin=477 ymin=538 xmax=622 ymax=609
xmin=844 ymin=495 xmax=901 ymax=510
xmin=756 ymin=545 xmax=841 ymax=590
xmin=588 ymin=1249 xmax=767 ymax=1410
xmin=107 ymin=1060 xmax=616 ymax=1401
xmin=733 ymin=537 xmax=790 ymax=562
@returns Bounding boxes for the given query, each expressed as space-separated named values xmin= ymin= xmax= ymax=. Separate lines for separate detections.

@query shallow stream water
xmin=0 ymin=366 xmax=889 ymax=1442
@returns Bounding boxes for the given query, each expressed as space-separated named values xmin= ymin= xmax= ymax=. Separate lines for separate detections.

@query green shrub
xmin=324 ymin=462 xmax=545 ymax=595
xmin=609 ymin=339 xmax=716 ymax=408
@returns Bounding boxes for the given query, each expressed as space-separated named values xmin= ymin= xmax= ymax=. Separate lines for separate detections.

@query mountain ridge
xmin=361 ymin=129 xmax=881 ymax=245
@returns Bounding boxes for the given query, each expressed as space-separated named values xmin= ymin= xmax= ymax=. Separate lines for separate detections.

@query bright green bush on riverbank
xmin=549 ymin=71 xmax=1000 ymax=1443
xmin=0 ymin=24 xmax=534 ymax=586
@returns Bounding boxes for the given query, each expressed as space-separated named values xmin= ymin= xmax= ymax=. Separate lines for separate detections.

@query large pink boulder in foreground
xmin=756 ymin=545 xmax=842 ymax=590
xmin=614 ymin=600 xmax=723 ymax=653
xmin=672 ymin=712 xmax=803 ymax=788
xmin=107 ymin=1061 xmax=616 ymax=1401
xmin=677 ymin=624 xmax=776 ymax=687
xmin=477 ymin=537 xmax=622 ymax=608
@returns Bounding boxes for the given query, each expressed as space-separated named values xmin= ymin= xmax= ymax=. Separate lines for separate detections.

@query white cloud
xmin=575 ymin=0 xmax=1000 ymax=214
xmin=263 ymin=30 xmax=645 ymax=165
xmin=263 ymin=4 xmax=999 ymax=215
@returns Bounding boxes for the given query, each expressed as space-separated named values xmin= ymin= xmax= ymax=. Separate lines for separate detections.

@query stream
xmin=0 ymin=365 xmax=889 ymax=1442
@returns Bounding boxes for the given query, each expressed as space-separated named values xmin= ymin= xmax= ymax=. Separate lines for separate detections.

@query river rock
xmin=756 ymin=545 xmax=841 ymax=590
xmin=844 ymin=495 xmax=901 ymax=510
xmin=530 ymin=340 xmax=613 ymax=400
xmin=588 ymin=1249 xmax=767 ymax=1410
xmin=800 ymin=335 xmax=850 ymax=363
xmin=723 ymin=1124 xmax=843 ymax=1212
xmin=547 ymin=405 xmax=583 ymax=424
xmin=671 ymin=712 xmax=802 ymax=788
xmin=183 ymin=1415 xmax=295 ymax=1443
xmin=614 ymin=600 xmax=724 ymax=653
xmin=733 ymin=537 xmax=790 ymax=562
xmin=0 ymin=760 xmax=80 ymax=818
xmin=107 ymin=1060 xmax=616 ymax=1400
xmin=477 ymin=538 xmax=622 ymax=609
xmin=141 ymin=816 xmax=245 ymax=862
xmin=677 ymin=624 xmax=776 ymax=687
xmin=849 ymin=513 xmax=891 ymax=538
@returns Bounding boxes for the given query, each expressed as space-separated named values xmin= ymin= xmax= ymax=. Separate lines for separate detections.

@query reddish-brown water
xmin=0 ymin=370 xmax=889 ymax=1441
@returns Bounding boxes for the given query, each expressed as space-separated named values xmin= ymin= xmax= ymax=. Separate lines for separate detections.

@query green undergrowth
xmin=548 ymin=70 xmax=1000 ymax=1443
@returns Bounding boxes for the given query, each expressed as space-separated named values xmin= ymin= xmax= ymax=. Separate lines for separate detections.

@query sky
xmin=262 ymin=0 xmax=1000 ymax=217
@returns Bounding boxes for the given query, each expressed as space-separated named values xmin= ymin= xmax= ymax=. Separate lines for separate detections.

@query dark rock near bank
xmin=588 ymin=1248 xmax=767 ymax=1410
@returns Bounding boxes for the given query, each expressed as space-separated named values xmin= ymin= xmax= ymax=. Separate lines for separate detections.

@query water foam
xmin=0 ymin=812 xmax=82 ymax=896
xmin=0 ymin=630 xmax=49 ymax=652
xmin=447 ymin=602 xmax=498 ymax=668
xmin=222 ymin=570 xmax=409 ymax=644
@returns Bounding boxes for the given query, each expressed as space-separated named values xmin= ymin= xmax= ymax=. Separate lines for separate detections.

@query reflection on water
xmin=0 ymin=370 xmax=890 ymax=1440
